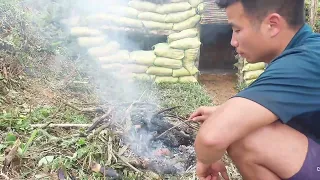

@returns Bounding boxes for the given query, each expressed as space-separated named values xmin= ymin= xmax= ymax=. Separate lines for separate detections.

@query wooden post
xmin=309 ymin=0 xmax=319 ymax=29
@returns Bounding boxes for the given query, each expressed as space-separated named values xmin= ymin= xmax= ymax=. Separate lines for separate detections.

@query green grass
xmin=155 ymin=82 xmax=213 ymax=117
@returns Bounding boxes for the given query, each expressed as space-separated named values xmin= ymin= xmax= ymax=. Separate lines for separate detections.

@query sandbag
xmin=128 ymin=1 xmax=157 ymax=12
xmin=131 ymin=73 xmax=155 ymax=81
xmin=138 ymin=12 xmax=166 ymax=23
xmin=172 ymin=68 xmax=190 ymax=77
xmin=88 ymin=41 xmax=121 ymax=57
xmin=155 ymin=76 xmax=179 ymax=83
xmin=154 ymin=57 xmax=183 ymax=69
xmin=146 ymin=66 xmax=173 ymax=76
xmin=164 ymin=8 xmax=196 ymax=23
xmin=130 ymin=51 xmax=156 ymax=66
xmin=98 ymin=50 xmax=130 ymax=64
xmin=114 ymin=17 xmax=143 ymax=28
xmin=173 ymin=15 xmax=201 ymax=31
xmin=142 ymin=21 xmax=173 ymax=30
xmin=184 ymin=48 xmax=200 ymax=62
xmin=197 ymin=3 xmax=205 ymax=14
xmin=70 ymin=27 xmax=102 ymax=36
xmin=245 ymin=79 xmax=256 ymax=86
xmin=122 ymin=64 xmax=149 ymax=73
xmin=153 ymin=43 xmax=184 ymax=59
xmin=108 ymin=6 xmax=139 ymax=18
xmin=242 ymin=62 xmax=266 ymax=72
xmin=189 ymin=0 xmax=204 ymax=8
xmin=77 ymin=37 xmax=106 ymax=48
xmin=184 ymin=62 xmax=199 ymax=75
xmin=243 ymin=70 xmax=264 ymax=80
xmin=156 ymin=2 xmax=192 ymax=14
xmin=179 ymin=76 xmax=198 ymax=83
xmin=167 ymin=28 xmax=198 ymax=43
xmin=169 ymin=37 xmax=201 ymax=50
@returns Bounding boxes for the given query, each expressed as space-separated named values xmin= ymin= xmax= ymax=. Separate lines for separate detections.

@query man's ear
xmin=264 ymin=13 xmax=281 ymax=37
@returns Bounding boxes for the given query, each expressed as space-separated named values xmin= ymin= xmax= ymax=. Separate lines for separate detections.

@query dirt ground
xmin=199 ymin=73 xmax=238 ymax=105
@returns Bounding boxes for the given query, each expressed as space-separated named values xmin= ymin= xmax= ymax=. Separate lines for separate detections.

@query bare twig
xmin=155 ymin=119 xmax=195 ymax=139
xmin=113 ymin=150 xmax=141 ymax=173
xmin=86 ymin=108 xmax=113 ymax=133
xmin=31 ymin=124 xmax=93 ymax=128
xmin=4 ymin=139 xmax=21 ymax=168
xmin=0 ymin=172 xmax=10 ymax=180
xmin=122 ymin=89 xmax=148 ymax=132
xmin=152 ymin=106 xmax=182 ymax=117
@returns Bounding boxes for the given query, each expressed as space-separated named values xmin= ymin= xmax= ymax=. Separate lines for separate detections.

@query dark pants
xmin=287 ymin=138 xmax=320 ymax=180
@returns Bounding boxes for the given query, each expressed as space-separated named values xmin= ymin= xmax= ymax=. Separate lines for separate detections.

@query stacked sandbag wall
xmin=69 ymin=0 xmax=204 ymax=83
xmin=236 ymin=55 xmax=267 ymax=87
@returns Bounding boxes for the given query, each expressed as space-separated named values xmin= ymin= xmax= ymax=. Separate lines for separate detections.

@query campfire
xmin=86 ymin=102 xmax=199 ymax=178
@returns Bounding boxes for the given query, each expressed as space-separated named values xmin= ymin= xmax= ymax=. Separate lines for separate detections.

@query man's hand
xmin=189 ymin=106 xmax=219 ymax=123
xmin=196 ymin=160 xmax=229 ymax=180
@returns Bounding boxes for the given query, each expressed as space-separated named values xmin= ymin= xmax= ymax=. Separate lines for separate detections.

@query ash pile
xmin=89 ymin=103 xmax=199 ymax=177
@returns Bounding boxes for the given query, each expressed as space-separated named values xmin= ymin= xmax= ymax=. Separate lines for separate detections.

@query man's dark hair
xmin=215 ymin=0 xmax=306 ymax=28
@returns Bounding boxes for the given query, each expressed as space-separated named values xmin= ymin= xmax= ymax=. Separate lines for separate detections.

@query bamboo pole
xmin=309 ymin=0 xmax=319 ymax=29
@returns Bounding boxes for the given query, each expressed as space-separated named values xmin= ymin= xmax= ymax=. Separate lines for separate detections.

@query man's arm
xmin=194 ymin=97 xmax=279 ymax=165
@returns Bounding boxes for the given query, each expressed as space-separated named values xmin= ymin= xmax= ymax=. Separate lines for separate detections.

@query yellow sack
xmin=131 ymin=73 xmax=156 ymax=81
xmin=128 ymin=1 xmax=157 ymax=12
xmin=154 ymin=57 xmax=183 ymax=69
xmin=172 ymin=68 xmax=190 ymax=77
xmin=189 ymin=0 xmax=204 ymax=8
xmin=88 ymin=41 xmax=121 ymax=57
xmin=165 ymin=8 xmax=196 ymax=23
xmin=179 ymin=76 xmax=198 ymax=83
xmin=184 ymin=48 xmax=200 ymax=62
xmin=155 ymin=76 xmax=179 ymax=83
xmin=122 ymin=64 xmax=149 ymax=73
xmin=98 ymin=50 xmax=130 ymax=64
xmin=70 ymin=27 xmax=102 ymax=36
xmin=167 ymin=28 xmax=198 ymax=43
xmin=184 ymin=62 xmax=199 ymax=75
xmin=243 ymin=70 xmax=264 ymax=80
xmin=242 ymin=62 xmax=266 ymax=72
xmin=156 ymin=2 xmax=192 ymax=14
xmin=153 ymin=43 xmax=184 ymax=59
xmin=138 ymin=12 xmax=166 ymax=23
xmin=245 ymin=79 xmax=256 ymax=86
xmin=169 ymin=37 xmax=201 ymax=50
xmin=142 ymin=21 xmax=173 ymax=30
xmin=197 ymin=3 xmax=205 ymax=14
xmin=77 ymin=37 xmax=106 ymax=48
xmin=146 ymin=66 xmax=173 ymax=76
xmin=173 ymin=15 xmax=201 ymax=31
xmin=130 ymin=51 xmax=156 ymax=66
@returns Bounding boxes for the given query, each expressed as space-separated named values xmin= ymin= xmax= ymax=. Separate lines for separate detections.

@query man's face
xmin=226 ymin=2 xmax=275 ymax=63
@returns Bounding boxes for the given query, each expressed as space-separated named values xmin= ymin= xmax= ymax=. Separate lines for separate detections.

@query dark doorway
xmin=199 ymin=23 xmax=237 ymax=74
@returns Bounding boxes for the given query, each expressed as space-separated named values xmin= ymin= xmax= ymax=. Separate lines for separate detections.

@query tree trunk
xmin=309 ymin=0 xmax=319 ymax=28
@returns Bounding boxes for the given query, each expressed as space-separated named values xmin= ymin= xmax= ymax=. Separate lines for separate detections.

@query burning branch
xmin=155 ymin=119 xmax=195 ymax=139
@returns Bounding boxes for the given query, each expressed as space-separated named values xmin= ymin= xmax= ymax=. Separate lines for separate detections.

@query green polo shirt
xmin=234 ymin=24 xmax=320 ymax=144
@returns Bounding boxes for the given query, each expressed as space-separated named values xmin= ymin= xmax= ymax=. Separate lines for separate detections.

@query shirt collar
xmin=284 ymin=23 xmax=313 ymax=51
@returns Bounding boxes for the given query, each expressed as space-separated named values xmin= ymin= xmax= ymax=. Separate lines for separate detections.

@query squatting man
xmin=189 ymin=0 xmax=320 ymax=180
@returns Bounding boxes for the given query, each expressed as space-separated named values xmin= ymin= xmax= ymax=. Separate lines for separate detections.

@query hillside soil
xmin=199 ymin=73 xmax=238 ymax=105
